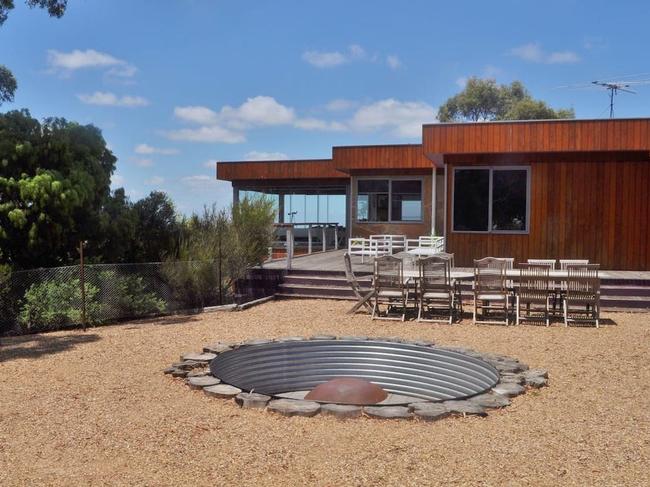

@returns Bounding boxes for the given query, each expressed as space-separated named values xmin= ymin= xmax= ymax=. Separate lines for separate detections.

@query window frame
xmin=451 ymin=165 xmax=531 ymax=234
xmin=355 ymin=176 xmax=425 ymax=224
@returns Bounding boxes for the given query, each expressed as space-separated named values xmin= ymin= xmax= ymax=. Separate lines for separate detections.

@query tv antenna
xmin=591 ymin=81 xmax=635 ymax=118
xmin=555 ymin=75 xmax=650 ymax=118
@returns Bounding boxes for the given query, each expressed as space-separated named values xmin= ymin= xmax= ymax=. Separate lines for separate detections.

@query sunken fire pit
xmin=165 ymin=336 xmax=548 ymax=420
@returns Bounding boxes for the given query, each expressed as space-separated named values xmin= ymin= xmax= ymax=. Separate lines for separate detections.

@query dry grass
xmin=1 ymin=299 xmax=649 ymax=486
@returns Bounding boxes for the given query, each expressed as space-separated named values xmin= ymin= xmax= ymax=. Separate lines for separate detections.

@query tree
xmin=93 ymin=188 xmax=139 ymax=263
xmin=132 ymin=191 xmax=181 ymax=262
xmin=0 ymin=1 xmax=67 ymax=105
xmin=0 ymin=109 xmax=116 ymax=268
xmin=438 ymin=77 xmax=574 ymax=122
xmin=0 ymin=66 xmax=17 ymax=104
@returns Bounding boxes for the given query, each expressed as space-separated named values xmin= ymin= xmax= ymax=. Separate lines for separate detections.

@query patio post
xmin=308 ymin=225 xmax=312 ymax=254
xmin=322 ymin=226 xmax=327 ymax=252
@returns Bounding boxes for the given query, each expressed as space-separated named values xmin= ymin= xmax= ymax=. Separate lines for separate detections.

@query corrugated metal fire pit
xmin=210 ymin=339 xmax=499 ymax=403
xmin=166 ymin=336 xmax=548 ymax=420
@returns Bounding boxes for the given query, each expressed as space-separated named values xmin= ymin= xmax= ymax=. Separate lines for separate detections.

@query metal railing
xmin=272 ymin=223 xmax=344 ymax=270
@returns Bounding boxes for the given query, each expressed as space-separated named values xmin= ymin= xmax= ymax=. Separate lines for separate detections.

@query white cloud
xmin=348 ymin=44 xmax=366 ymax=59
xmin=180 ymin=174 xmax=219 ymax=190
xmin=349 ymin=99 xmax=436 ymax=138
xmin=243 ymin=151 xmax=289 ymax=161
xmin=302 ymin=50 xmax=347 ymax=68
xmin=219 ymin=96 xmax=295 ymax=127
xmin=325 ymin=98 xmax=357 ymax=111
xmin=133 ymin=158 xmax=153 ymax=167
xmin=145 ymin=176 xmax=165 ymax=185
xmin=166 ymin=125 xmax=246 ymax=143
xmin=77 ymin=91 xmax=149 ymax=107
xmin=546 ymin=51 xmax=580 ymax=64
xmin=456 ymin=76 xmax=468 ymax=88
xmin=293 ymin=118 xmax=346 ymax=131
xmin=386 ymin=55 xmax=401 ymax=70
xmin=111 ymin=174 xmax=125 ymax=187
xmin=174 ymin=106 xmax=219 ymax=125
xmin=302 ymin=44 xmax=367 ymax=68
xmin=47 ymin=49 xmax=137 ymax=77
xmin=203 ymin=160 xmax=218 ymax=168
xmin=134 ymin=143 xmax=179 ymax=155
xmin=509 ymin=43 xmax=580 ymax=64
xmin=169 ymin=96 xmax=296 ymax=143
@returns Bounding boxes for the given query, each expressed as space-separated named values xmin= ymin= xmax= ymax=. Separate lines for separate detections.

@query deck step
xmin=274 ymin=269 xmax=650 ymax=312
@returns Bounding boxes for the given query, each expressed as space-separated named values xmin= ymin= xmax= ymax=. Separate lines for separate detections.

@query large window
xmin=452 ymin=167 xmax=529 ymax=233
xmin=357 ymin=178 xmax=423 ymax=223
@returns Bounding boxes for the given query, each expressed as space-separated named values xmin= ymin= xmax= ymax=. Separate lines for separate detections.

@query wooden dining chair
xmin=372 ymin=255 xmax=408 ymax=321
xmin=473 ymin=257 xmax=509 ymax=325
xmin=515 ymin=263 xmax=551 ymax=326
xmin=435 ymin=252 xmax=462 ymax=316
xmin=563 ymin=263 xmax=600 ymax=328
xmin=343 ymin=252 xmax=374 ymax=314
xmin=417 ymin=255 xmax=454 ymax=324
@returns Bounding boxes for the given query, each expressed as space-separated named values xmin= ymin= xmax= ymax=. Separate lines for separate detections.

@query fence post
xmin=218 ymin=230 xmax=223 ymax=305
xmin=78 ymin=241 xmax=87 ymax=331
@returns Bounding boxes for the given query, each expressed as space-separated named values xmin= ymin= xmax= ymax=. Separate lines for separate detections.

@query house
xmin=217 ymin=118 xmax=650 ymax=270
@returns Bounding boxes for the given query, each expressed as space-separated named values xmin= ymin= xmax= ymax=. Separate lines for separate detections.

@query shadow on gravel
xmin=0 ymin=333 xmax=101 ymax=363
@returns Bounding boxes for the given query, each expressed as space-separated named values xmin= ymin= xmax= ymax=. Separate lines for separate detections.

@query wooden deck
xmin=264 ymin=249 xmax=650 ymax=280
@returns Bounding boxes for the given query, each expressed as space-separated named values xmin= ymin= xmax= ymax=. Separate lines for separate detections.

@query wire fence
xmin=0 ymin=260 xmax=232 ymax=334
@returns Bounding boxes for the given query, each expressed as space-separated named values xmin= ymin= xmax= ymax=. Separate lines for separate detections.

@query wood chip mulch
xmin=1 ymin=300 xmax=649 ymax=486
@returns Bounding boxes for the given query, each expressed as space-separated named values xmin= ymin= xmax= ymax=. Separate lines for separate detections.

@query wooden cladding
xmin=445 ymin=153 xmax=650 ymax=270
xmin=332 ymin=144 xmax=433 ymax=172
xmin=217 ymin=159 xmax=346 ymax=181
xmin=424 ymin=119 xmax=650 ymax=155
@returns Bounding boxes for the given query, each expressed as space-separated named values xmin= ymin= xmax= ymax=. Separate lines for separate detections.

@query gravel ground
xmin=1 ymin=299 xmax=649 ymax=486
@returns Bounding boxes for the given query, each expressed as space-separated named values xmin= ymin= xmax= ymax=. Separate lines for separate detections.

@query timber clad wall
xmin=217 ymin=159 xmax=346 ymax=181
xmin=333 ymin=144 xmax=432 ymax=172
xmin=424 ymin=119 xmax=650 ymax=155
xmin=445 ymin=153 xmax=650 ymax=270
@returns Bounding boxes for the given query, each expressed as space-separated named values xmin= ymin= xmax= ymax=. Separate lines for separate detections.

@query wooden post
xmin=218 ymin=230 xmax=223 ymax=305
xmin=78 ymin=241 xmax=87 ymax=331
xmin=286 ymin=225 xmax=294 ymax=270
xmin=308 ymin=225 xmax=312 ymax=254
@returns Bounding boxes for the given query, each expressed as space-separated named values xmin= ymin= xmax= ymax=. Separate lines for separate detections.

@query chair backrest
xmin=435 ymin=252 xmax=455 ymax=270
xmin=374 ymin=255 xmax=404 ymax=291
xmin=419 ymin=256 xmax=451 ymax=293
xmin=369 ymin=235 xmax=406 ymax=254
xmin=527 ymin=259 xmax=556 ymax=270
xmin=343 ymin=252 xmax=359 ymax=288
xmin=518 ymin=263 xmax=550 ymax=296
xmin=566 ymin=263 xmax=600 ymax=297
xmin=559 ymin=259 xmax=589 ymax=270
xmin=474 ymin=257 xmax=506 ymax=293
xmin=418 ymin=236 xmax=445 ymax=252
xmin=348 ymin=238 xmax=378 ymax=255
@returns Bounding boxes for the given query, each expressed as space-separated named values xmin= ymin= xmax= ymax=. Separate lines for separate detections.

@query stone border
xmin=164 ymin=336 xmax=548 ymax=421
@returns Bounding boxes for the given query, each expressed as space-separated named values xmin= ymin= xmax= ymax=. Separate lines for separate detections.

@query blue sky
xmin=2 ymin=0 xmax=650 ymax=215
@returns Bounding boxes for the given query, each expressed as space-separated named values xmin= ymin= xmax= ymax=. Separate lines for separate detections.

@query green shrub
xmin=18 ymin=278 xmax=102 ymax=331
xmin=98 ymin=271 xmax=166 ymax=318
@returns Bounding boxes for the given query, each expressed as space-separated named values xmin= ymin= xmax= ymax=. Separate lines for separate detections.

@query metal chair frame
xmin=473 ymin=257 xmax=510 ymax=325
xmin=417 ymin=256 xmax=455 ymax=324
xmin=372 ymin=255 xmax=409 ymax=321
xmin=563 ymin=263 xmax=600 ymax=328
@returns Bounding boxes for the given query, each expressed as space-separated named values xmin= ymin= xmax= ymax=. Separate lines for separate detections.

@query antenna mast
xmin=591 ymin=81 xmax=636 ymax=118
